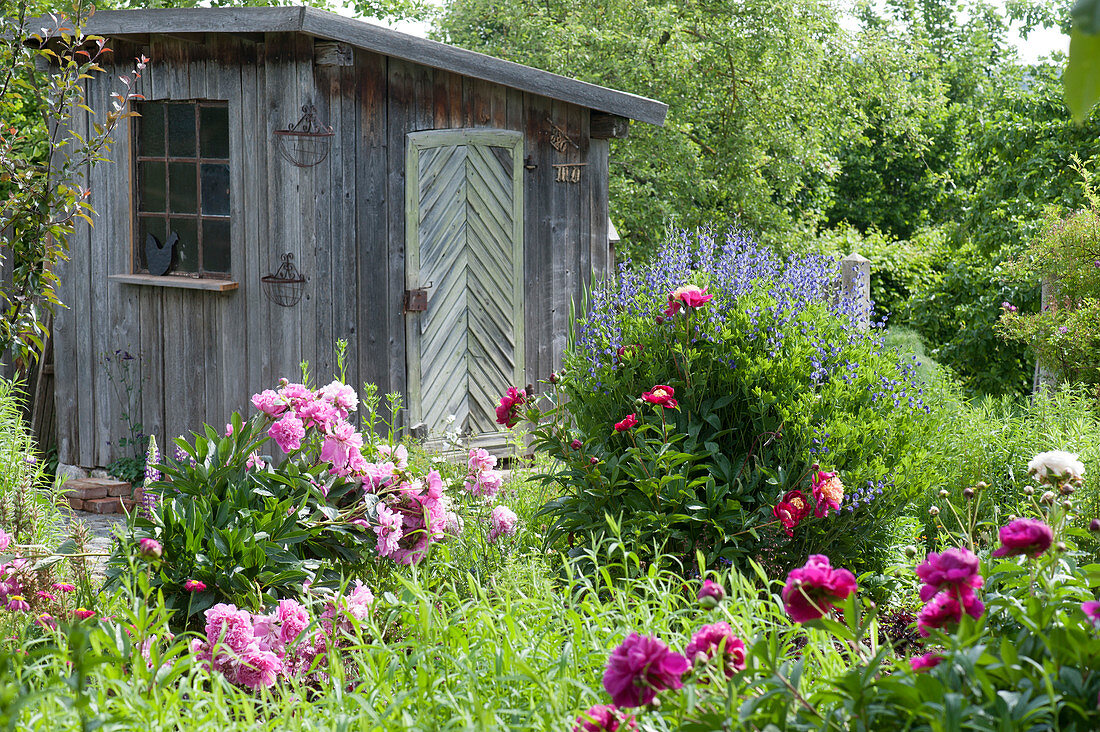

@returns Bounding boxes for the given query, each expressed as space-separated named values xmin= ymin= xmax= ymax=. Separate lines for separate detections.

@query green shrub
xmin=522 ymin=231 xmax=939 ymax=577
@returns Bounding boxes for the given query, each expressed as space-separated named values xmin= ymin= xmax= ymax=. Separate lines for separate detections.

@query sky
xmin=341 ymin=1 xmax=1070 ymax=65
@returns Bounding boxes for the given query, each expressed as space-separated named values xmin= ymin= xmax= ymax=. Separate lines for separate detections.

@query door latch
xmin=403 ymin=282 xmax=433 ymax=313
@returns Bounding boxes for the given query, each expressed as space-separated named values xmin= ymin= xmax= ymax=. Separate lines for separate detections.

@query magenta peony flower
xmin=495 ymin=387 xmax=527 ymax=428
xmin=488 ymin=505 xmax=519 ymax=543
xmin=910 ymin=652 xmax=944 ymax=672
xmin=773 ymin=489 xmax=812 ymax=536
xmin=613 ymin=414 xmax=639 ymax=433
xmin=184 ymin=579 xmax=207 ymax=593
xmin=992 ymin=518 xmax=1053 ymax=558
xmin=138 ymin=538 xmax=163 ymax=560
xmin=572 ymin=704 xmax=637 ymax=732
xmin=697 ymin=579 xmax=726 ymax=608
xmin=1083 ymin=600 xmax=1100 ymax=625
xmin=0 ymin=529 xmax=11 ymax=552
xmin=602 ymin=632 xmax=689 ymax=707
xmin=781 ymin=555 xmax=858 ymax=623
xmin=641 ymin=385 xmax=678 ymax=409
xmin=684 ymin=622 xmax=746 ymax=678
xmin=917 ymin=589 xmax=983 ymax=637
xmin=915 ymin=548 xmax=983 ymax=602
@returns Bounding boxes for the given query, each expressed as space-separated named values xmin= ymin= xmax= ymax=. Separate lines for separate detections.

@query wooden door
xmin=405 ymin=129 xmax=524 ymax=439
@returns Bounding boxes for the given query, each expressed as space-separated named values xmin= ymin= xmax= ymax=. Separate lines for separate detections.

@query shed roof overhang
xmin=63 ymin=7 xmax=667 ymax=126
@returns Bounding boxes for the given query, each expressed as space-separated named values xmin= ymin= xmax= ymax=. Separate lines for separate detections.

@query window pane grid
xmin=134 ymin=101 xmax=231 ymax=278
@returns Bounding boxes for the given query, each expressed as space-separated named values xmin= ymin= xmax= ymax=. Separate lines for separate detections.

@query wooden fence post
xmin=1033 ymin=276 xmax=1059 ymax=393
xmin=840 ymin=253 xmax=872 ymax=330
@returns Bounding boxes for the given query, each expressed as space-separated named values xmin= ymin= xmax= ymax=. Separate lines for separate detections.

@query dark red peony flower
xmin=613 ymin=414 xmax=639 ymax=433
xmin=781 ymin=554 xmax=858 ymax=623
xmin=495 ymin=387 xmax=527 ymax=428
xmin=773 ymin=490 xmax=812 ymax=536
xmin=641 ymin=385 xmax=677 ymax=408
xmin=602 ymin=633 xmax=689 ymax=708
xmin=992 ymin=518 xmax=1053 ymax=558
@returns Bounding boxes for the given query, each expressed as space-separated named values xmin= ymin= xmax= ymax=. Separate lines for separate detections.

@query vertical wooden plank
xmin=589 ymin=138 xmax=610 ymax=279
xmin=138 ymin=37 xmax=167 ymax=456
xmin=356 ymin=50 xmax=387 ymax=406
xmin=297 ymin=38 xmax=325 ymax=382
xmin=200 ymin=40 xmax=227 ymax=432
xmin=463 ymin=77 xmax=494 ymax=129
xmin=573 ymin=103 xmax=591 ymax=354
xmin=524 ymin=93 xmax=554 ymax=388
xmin=334 ymin=61 xmax=359 ymax=393
xmin=548 ymin=99 xmax=574 ymax=377
xmin=432 ymin=70 xmax=462 ymax=130
xmin=241 ymin=39 xmax=270 ymax=398
xmin=264 ymin=32 xmax=305 ymax=387
xmin=210 ymin=36 xmax=249 ymax=423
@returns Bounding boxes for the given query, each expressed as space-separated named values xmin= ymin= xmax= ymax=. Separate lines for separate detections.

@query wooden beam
xmin=108 ymin=274 xmax=239 ymax=292
xmin=590 ymin=112 xmax=630 ymax=139
xmin=314 ymin=41 xmax=352 ymax=66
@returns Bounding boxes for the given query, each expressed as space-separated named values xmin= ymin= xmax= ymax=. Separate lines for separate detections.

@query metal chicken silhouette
xmin=145 ymin=230 xmax=177 ymax=276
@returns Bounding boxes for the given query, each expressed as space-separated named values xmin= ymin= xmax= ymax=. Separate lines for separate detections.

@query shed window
xmin=134 ymin=101 xmax=231 ymax=277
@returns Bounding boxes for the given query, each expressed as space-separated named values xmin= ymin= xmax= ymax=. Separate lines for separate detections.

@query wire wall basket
xmin=261 ymin=253 xmax=306 ymax=307
xmin=273 ymin=104 xmax=334 ymax=168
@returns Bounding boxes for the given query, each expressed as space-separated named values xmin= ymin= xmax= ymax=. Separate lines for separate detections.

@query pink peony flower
xmin=781 ymin=554 xmax=858 ymax=623
xmin=910 ymin=652 xmax=944 ymax=672
xmin=373 ymin=503 xmax=403 ymax=557
xmin=602 ymin=633 xmax=689 ymax=708
xmin=268 ymin=413 xmax=306 ymax=454
xmin=684 ymin=622 xmax=746 ymax=678
xmin=138 ymin=538 xmax=163 ymax=560
xmin=641 ymin=385 xmax=678 ymax=409
xmin=697 ymin=579 xmax=726 ymax=608
xmin=376 ymin=443 xmax=409 ymax=469
xmin=992 ymin=518 xmax=1053 ymax=558
xmin=205 ymin=603 xmax=255 ymax=654
xmin=488 ymin=505 xmax=519 ymax=543
xmin=0 ymin=529 xmax=11 ymax=552
xmin=235 ymin=648 xmax=282 ymax=689
xmin=224 ymin=423 xmax=233 ymax=437
xmin=915 ymin=548 xmax=983 ymax=602
xmin=1082 ymin=600 xmax=1100 ymax=625
xmin=464 ymin=469 xmax=504 ymax=499
xmin=495 ymin=387 xmax=527 ymax=428
xmin=672 ymin=284 xmax=712 ymax=308
xmin=184 ymin=580 xmax=207 ymax=593
xmin=773 ymin=489 xmax=812 ymax=536
xmin=811 ymin=470 xmax=844 ymax=518
xmin=246 ymin=452 xmax=266 ymax=471
xmin=613 ymin=414 xmax=638 ymax=433
xmin=320 ymin=420 xmax=364 ymax=471
xmin=343 ymin=580 xmax=375 ymax=622
xmin=316 ymin=380 xmax=358 ymax=419
xmin=361 ymin=461 xmax=396 ymax=492
xmin=468 ymin=448 xmax=496 ymax=473
xmin=572 ymin=704 xmax=637 ymax=732
xmin=250 ymin=389 xmax=286 ymax=417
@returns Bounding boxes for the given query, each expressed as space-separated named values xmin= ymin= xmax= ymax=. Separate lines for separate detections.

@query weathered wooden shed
xmin=53 ymin=7 xmax=666 ymax=468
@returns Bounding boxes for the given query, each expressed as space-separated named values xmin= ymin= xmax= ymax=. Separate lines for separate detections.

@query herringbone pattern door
xmin=405 ymin=130 xmax=524 ymax=438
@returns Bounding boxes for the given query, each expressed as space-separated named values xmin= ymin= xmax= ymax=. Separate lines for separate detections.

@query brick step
xmin=63 ymin=478 xmax=136 ymax=514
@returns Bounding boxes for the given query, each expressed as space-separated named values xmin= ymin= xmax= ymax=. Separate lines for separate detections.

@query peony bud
xmin=963 ymin=488 xmax=975 ymax=500
xmin=549 ymin=372 xmax=559 ymax=384
xmin=1060 ymin=484 xmax=1075 ymax=495
xmin=975 ymin=482 xmax=989 ymax=491
xmin=589 ymin=456 xmax=598 ymax=465
xmin=1090 ymin=518 xmax=1100 ymax=533
xmin=570 ymin=439 xmax=582 ymax=450
xmin=938 ymin=489 xmax=948 ymax=498
xmin=698 ymin=579 xmax=726 ymax=609
xmin=1062 ymin=499 xmax=1073 ymax=510
xmin=1023 ymin=486 xmax=1035 ymax=496
xmin=903 ymin=545 xmax=919 ymax=559
xmin=138 ymin=537 xmax=163 ymax=560
xmin=929 ymin=506 xmax=940 ymax=517
xmin=1056 ymin=542 xmax=1067 ymax=552
xmin=1040 ymin=491 xmax=1055 ymax=505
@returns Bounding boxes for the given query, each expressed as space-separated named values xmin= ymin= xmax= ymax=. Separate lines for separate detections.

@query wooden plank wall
xmin=54 ymin=34 xmax=612 ymax=466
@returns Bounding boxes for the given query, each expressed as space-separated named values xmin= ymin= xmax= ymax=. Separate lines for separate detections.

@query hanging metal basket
xmin=273 ymin=104 xmax=334 ymax=168
xmin=261 ymin=253 xmax=306 ymax=307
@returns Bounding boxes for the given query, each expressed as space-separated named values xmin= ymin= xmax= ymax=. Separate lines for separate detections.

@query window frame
xmin=131 ymin=99 xmax=232 ymax=280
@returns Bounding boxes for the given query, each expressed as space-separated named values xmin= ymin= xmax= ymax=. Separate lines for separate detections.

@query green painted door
xmin=405 ymin=129 xmax=524 ymax=438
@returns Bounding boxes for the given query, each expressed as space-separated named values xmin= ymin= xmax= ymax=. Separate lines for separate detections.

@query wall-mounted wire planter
xmin=261 ymin=253 xmax=306 ymax=307
xmin=273 ymin=104 xmax=334 ymax=168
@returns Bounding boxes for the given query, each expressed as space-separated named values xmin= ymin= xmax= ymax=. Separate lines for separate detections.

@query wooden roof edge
xmin=48 ymin=7 xmax=667 ymax=126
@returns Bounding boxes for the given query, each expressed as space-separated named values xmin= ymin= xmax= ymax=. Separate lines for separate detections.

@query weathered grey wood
xmin=329 ymin=58 xmax=359 ymax=392
xmin=840 ymin=252 xmax=871 ymax=331
xmin=589 ymin=138 xmax=611 ymax=278
xmin=71 ymin=8 xmax=668 ymax=125
xmin=549 ymin=99 xmax=579 ymax=378
xmin=590 ymin=112 xmax=630 ymax=139
xmin=524 ymin=93 xmax=553 ymax=389
xmin=355 ymin=49 xmax=387 ymax=406
xmin=315 ymin=41 xmax=353 ymax=66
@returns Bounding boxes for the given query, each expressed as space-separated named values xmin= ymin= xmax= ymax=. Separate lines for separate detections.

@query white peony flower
xmin=1027 ymin=450 xmax=1085 ymax=482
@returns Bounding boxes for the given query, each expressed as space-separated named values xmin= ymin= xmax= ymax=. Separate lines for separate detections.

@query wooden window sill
xmin=108 ymin=274 xmax=239 ymax=292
